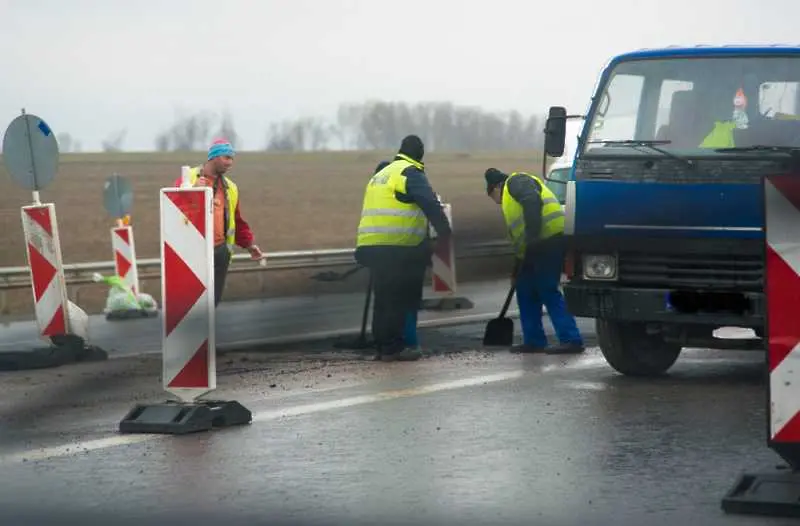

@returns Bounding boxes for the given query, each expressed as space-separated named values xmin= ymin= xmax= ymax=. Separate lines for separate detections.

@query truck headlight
xmin=582 ymin=254 xmax=617 ymax=280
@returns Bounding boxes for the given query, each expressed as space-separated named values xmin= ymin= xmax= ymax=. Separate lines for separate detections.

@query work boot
xmin=510 ymin=344 xmax=546 ymax=354
xmin=545 ymin=343 xmax=586 ymax=355
xmin=381 ymin=347 xmax=423 ymax=362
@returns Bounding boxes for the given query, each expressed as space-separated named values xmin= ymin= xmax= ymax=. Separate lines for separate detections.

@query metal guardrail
xmin=0 ymin=241 xmax=513 ymax=292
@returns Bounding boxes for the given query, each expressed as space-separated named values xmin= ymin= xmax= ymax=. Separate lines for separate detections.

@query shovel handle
xmin=499 ymin=285 xmax=516 ymax=317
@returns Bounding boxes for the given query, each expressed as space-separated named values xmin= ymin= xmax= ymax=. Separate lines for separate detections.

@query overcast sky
xmin=0 ymin=0 xmax=797 ymax=151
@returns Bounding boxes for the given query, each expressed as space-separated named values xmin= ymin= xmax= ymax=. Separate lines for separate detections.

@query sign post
xmin=2 ymin=109 xmax=104 ymax=365
xmin=118 ymin=174 xmax=251 ymax=434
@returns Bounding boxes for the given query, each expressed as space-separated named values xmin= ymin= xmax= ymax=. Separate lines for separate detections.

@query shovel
xmin=482 ymin=285 xmax=516 ymax=347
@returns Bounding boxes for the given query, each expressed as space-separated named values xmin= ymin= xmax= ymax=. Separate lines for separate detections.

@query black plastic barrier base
xmin=119 ymin=399 xmax=252 ymax=435
xmin=722 ymin=468 xmax=800 ymax=517
xmin=0 ymin=335 xmax=107 ymax=371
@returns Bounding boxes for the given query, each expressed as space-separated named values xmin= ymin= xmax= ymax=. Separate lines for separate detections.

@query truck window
xmin=760 ymin=81 xmax=799 ymax=118
xmin=654 ymin=79 xmax=695 ymax=134
xmin=582 ymin=55 xmax=800 ymax=157
xmin=545 ymin=167 xmax=570 ymax=204
xmin=588 ymin=73 xmax=644 ymax=143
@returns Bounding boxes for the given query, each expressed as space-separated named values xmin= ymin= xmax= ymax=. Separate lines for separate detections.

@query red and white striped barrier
xmin=20 ymin=203 xmax=70 ymax=339
xmin=431 ymin=203 xmax=457 ymax=295
xmin=422 ymin=200 xmax=473 ymax=311
xmin=721 ymin=174 xmax=800 ymax=516
xmin=160 ymin=186 xmax=216 ymax=402
xmin=111 ymin=224 xmax=140 ymax=295
xmin=119 ymin=182 xmax=251 ymax=434
xmin=766 ymin=175 xmax=800 ymax=446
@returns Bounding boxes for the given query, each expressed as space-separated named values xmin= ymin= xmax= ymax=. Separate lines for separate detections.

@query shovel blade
xmin=483 ymin=317 xmax=514 ymax=347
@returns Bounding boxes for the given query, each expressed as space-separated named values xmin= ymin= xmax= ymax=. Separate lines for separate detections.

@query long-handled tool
xmin=482 ymin=285 xmax=516 ymax=347
xmin=332 ymin=271 xmax=374 ymax=351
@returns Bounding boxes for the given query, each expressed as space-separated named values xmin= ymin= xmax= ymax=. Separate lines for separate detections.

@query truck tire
xmin=596 ymin=319 xmax=682 ymax=377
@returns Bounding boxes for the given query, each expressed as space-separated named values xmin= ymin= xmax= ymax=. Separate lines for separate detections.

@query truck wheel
xmin=596 ymin=319 xmax=682 ymax=377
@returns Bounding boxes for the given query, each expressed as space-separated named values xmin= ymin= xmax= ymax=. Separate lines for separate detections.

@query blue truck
xmin=542 ymin=45 xmax=800 ymax=376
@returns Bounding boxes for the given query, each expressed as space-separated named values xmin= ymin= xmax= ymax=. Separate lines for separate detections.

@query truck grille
xmin=617 ymin=252 xmax=763 ymax=290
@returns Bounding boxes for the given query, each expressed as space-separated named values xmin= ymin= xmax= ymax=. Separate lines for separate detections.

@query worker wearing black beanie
xmin=484 ymin=166 xmax=584 ymax=356
xmin=355 ymin=135 xmax=451 ymax=362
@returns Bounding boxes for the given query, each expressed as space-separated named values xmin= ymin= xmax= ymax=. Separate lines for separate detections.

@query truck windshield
xmin=582 ymin=54 xmax=800 ymax=158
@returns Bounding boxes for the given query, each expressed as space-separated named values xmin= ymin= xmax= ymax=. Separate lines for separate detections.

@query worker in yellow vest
xmin=355 ymin=135 xmax=452 ymax=361
xmin=174 ymin=138 xmax=264 ymax=305
xmin=485 ymin=168 xmax=584 ymax=354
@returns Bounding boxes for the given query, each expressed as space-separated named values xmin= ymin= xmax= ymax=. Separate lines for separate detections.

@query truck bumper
xmin=563 ymin=283 xmax=764 ymax=327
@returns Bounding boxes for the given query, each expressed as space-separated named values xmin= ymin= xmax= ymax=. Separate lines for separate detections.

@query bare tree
xmin=101 ymin=129 xmax=127 ymax=152
xmin=155 ymin=132 xmax=170 ymax=152
xmin=216 ymin=110 xmax=240 ymax=149
xmin=56 ymin=133 xmax=73 ymax=153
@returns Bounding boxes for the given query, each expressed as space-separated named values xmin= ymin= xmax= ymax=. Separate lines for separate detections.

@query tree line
xmin=57 ymin=101 xmax=546 ymax=153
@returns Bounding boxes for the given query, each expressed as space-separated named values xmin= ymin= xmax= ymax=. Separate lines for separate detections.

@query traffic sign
xmin=103 ymin=173 xmax=133 ymax=219
xmin=2 ymin=110 xmax=59 ymax=192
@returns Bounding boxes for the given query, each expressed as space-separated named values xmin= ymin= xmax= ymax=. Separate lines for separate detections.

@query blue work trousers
xmin=515 ymin=248 xmax=583 ymax=348
xmin=404 ymin=309 xmax=418 ymax=347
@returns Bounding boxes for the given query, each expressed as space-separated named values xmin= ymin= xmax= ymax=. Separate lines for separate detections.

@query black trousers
xmin=213 ymin=244 xmax=231 ymax=307
xmin=359 ymin=247 xmax=428 ymax=353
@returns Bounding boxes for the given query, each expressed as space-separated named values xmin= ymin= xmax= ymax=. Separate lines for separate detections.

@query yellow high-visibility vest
xmin=501 ymin=172 xmax=565 ymax=258
xmin=356 ymin=154 xmax=429 ymax=247
xmin=699 ymin=121 xmax=737 ymax=148
xmin=187 ymin=166 xmax=239 ymax=252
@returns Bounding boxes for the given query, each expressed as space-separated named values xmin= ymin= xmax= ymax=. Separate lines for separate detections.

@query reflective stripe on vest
xmin=188 ymin=167 xmax=239 ymax=254
xmin=501 ymin=172 xmax=565 ymax=258
xmin=356 ymin=156 xmax=429 ymax=247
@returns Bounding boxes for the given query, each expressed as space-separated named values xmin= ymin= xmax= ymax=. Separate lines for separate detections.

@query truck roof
xmin=613 ymin=44 xmax=800 ymax=63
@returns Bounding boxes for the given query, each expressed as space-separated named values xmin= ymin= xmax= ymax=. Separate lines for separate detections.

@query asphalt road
xmin=1 ymin=280 xmax=521 ymax=356
xmin=0 ymin=321 xmax=785 ymax=526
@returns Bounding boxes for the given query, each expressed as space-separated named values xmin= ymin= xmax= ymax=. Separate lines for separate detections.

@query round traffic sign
xmin=103 ymin=173 xmax=133 ymax=219
xmin=2 ymin=112 xmax=59 ymax=191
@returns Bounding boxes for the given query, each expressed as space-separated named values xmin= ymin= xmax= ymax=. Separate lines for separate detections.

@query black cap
xmin=485 ymin=167 xmax=508 ymax=193
xmin=398 ymin=135 xmax=424 ymax=162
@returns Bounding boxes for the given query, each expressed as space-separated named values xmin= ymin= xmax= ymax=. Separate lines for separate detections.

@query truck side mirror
xmin=544 ymin=106 xmax=567 ymax=158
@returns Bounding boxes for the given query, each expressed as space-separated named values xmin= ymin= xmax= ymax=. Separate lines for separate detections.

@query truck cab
xmin=542 ymin=45 xmax=800 ymax=376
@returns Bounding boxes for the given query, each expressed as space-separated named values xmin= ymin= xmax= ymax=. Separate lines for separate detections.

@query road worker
xmin=173 ymin=138 xmax=263 ymax=305
xmin=355 ymin=135 xmax=452 ymax=361
xmin=371 ymin=159 xmax=423 ymax=353
xmin=484 ymin=168 xmax=584 ymax=354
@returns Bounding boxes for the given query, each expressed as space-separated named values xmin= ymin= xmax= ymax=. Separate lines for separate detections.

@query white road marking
xmin=1 ymin=370 xmax=525 ymax=465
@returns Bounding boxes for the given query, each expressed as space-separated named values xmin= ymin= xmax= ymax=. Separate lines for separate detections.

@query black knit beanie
xmin=485 ymin=167 xmax=508 ymax=193
xmin=398 ymin=135 xmax=424 ymax=162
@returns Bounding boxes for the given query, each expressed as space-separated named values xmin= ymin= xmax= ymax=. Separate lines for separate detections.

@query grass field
xmin=0 ymin=150 xmax=545 ymax=317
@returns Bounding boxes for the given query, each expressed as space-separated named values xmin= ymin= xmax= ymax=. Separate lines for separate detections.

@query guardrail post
xmin=118 ymin=183 xmax=251 ymax=434
xmin=721 ymin=174 xmax=800 ymax=517
xmin=421 ymin=200 xmax=474 ymax=311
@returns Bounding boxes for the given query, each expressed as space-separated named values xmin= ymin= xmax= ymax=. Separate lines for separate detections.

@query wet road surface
xmin=0 ymin=280 xmax=523 ymax=356
xmin=0 ymin=322 xmax=786 ymax=526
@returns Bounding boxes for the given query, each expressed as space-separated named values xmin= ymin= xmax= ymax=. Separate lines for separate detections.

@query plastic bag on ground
xmin=93 ymin=273 xmax=159 ymax=314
